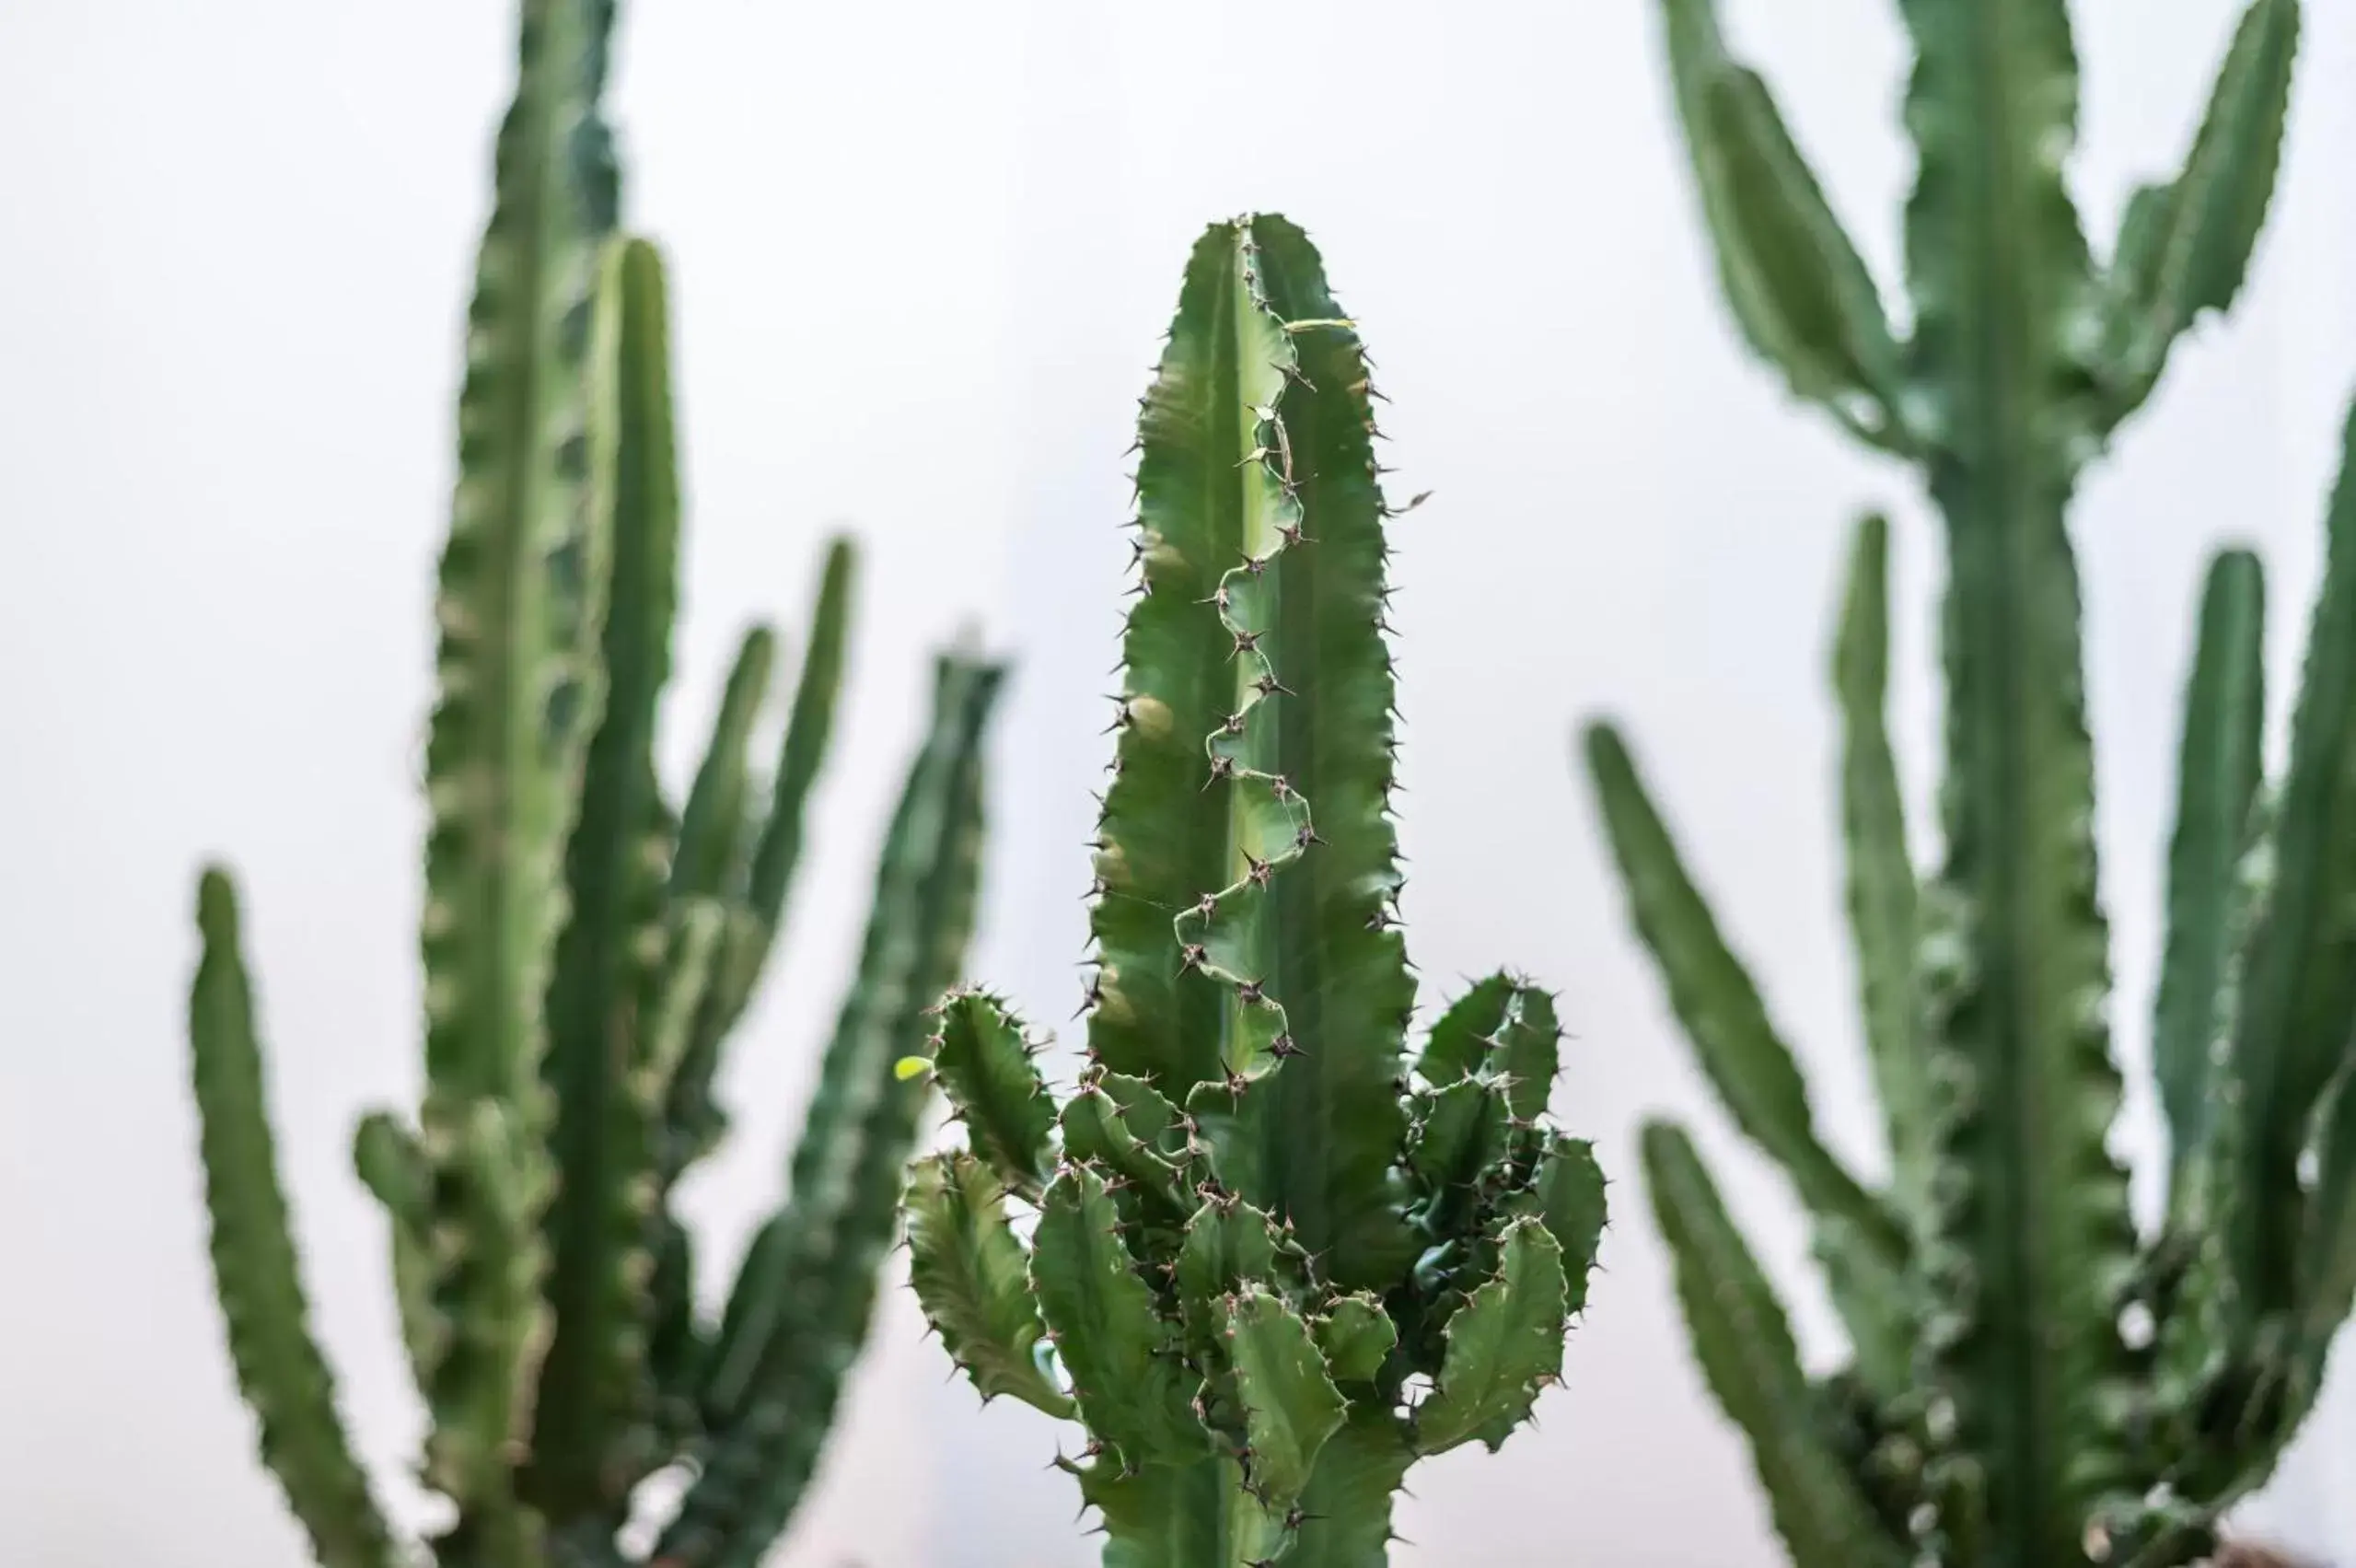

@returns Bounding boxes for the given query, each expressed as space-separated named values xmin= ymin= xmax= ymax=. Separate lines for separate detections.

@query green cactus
xmin=899 ymin=215 xmax=1607 ymax=1567
xmin=184 ymin=6 xmax=1003 ymax=1566
xmin=1582 ymin=2 xmax=2356 ymax=1565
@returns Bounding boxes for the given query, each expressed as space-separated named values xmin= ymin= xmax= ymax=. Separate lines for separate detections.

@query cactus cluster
xmin=184 ymin=5 xmax=1003 ymax=1566
xmin=1584 ymin=1 xmax=2356 ymax=1565
xmin=897 ymin=215 xmax=1607 ymax=1567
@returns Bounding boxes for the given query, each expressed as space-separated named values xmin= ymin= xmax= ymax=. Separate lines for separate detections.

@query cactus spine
xmin=185 ymin=5 xmax=1004 ymax=1565
xmin=899 ymin=215 xmax=1606 ymax=1567
xmin=1583 ymin=2 xmax=2356 ymax=1565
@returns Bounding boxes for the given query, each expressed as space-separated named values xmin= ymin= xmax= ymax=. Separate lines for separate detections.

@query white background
xmin=5 ymin=2 xmax=2353 ymax=1564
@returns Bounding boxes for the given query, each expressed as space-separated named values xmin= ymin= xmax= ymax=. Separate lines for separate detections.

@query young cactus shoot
xmin=1584 ymin=3 xmax=2356 ymax=1566
xmin=899 ymin=215 xmax=1607 ymax=1567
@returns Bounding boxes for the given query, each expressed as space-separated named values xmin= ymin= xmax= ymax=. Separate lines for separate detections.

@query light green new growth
xmin=899 ymin=215 xmax=1607 ymax=1567
xmin=184 ymin=4 xmax=1004 ymax=1565
xmin=1585 ymin=3 xmax=2356 ymax=1565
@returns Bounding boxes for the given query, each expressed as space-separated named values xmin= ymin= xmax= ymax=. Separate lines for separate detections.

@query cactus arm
xmin=1832 ymin=514 xmax=1933 ymax=1226
xmin=1408 ymin=1219 xmax=1568 ymax=1456
xmin=902 ymin=1152 xmax=1073 ymax=1418
xmin=740 ymin=537 xmax=856 ymax=949
xmin=1202 ymin=216 xmax=1416 ymax=1292
xmin=2153 ymin=551 xmax=2267 ymax=1195
xmin=1417 ymin=975 xmax=1561 ymax=1124
xmin=919 ymin=989 xmax=1057 ymax=1201
xmin=413 ymin=0 xmax=621 ymax=1538
xmin=1641 ymin=1121 xmax=1908 ymax=1568
xmin=354 ymin=1111 xmax=449 ymax=1393
xmin=2095 ymin=0 xmax=2301 ymax=425
xmin=1582 ymin=722 xmax=1900 ymax=1260
xmin=1028 ymin=1165 xmax=1208 ymax=1467
xmin=189 ymin=870 xmax=399 ymax=1568
xmin=668 ymin=627 xmax=775 ymax=903
xmin=1084 ymin=216 xmax=1276 ymax=1100
xmin=657 ymin=656 xmax=1003 ymax=1568
xmin=1415 ymin=974 xmax=1518 ymax=1087
xmin=1219 ymin=1286 xmax=1348 ymax=1516
xmin=528 ymin=232 xmax=685 ymax=1521
xmin=1652 ymin=0 xmax=1911 ymax=453
xmin=2223 ymin=405 xmax=2356 ymax=1324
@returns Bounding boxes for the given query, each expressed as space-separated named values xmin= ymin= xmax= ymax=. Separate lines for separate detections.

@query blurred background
xmin=5 ymin=1 xmax=2354 ymax=1563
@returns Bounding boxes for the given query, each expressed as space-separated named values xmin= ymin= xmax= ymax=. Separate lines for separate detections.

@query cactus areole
xmin=1584 ymin=3 xmax=2356 ymax=1567
xmin=899 ymin=215 xmax=1607 ymax=1567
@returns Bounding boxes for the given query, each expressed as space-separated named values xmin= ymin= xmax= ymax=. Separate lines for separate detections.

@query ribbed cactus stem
xmin=905 ymin=215 xmax=1605 ymax=1568
xmin=185 ymin=3 xmax=1007 ymax=1564
xmin=1592 ymin=3 xmax=2353 ymax=1565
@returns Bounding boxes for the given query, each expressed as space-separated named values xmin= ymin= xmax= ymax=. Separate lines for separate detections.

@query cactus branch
xmin=190 ymin=871 xmax=399 ymax=1568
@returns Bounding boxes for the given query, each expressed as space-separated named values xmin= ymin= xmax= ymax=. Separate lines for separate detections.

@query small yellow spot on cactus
xmin=894 ymin=1056 xmax=933 ymax=1082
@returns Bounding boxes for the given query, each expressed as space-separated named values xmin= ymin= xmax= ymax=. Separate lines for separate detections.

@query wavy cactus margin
xmin=1582 ymin=2 xmax=2356 ymax=1566
xmin=896 ymin=215 xmax=1607 ymax=1567
xmin=184 ymin=5 xmax=1004 ymax=1567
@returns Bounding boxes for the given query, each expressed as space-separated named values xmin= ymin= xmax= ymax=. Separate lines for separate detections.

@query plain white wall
xmin=3 ymin=2 xmax=2352 ymax=1566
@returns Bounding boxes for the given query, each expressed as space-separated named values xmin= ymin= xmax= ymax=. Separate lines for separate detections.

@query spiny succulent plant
xmin=896 ymin=215 xmax=1607 ymax=1567
xmin=1582 ymin=2 xmax=2356 ymax=1566
xmin=184 ymin=5 xmax=1004 ymax=1566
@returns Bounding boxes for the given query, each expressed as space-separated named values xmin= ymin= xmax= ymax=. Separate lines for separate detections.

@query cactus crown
xmin=900 ymin=215 xmax=1607 ymax=1567
xmin=184 ymin=5 xmax=1003 ymax=1566
xmin=1584 ymin=3 xmax=2356 ymax=1566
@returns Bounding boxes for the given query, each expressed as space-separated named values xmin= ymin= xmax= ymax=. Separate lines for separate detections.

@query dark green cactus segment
xmin=2229 ymin=403 xmax=2356 ymax=1315
xmin=1409 ymin=1219 xmax=1569 ymax=1456
xmin=1642 ymin=1122 xmax=1908 ymax=1568
xmin=354 ymin=1112 xmax=448 ymax=1387
xmin=903 ymin=1152 xmax=1074 ymax=1418
xmin=1086 ymin=215 xmax=1413 ymax=1291
xmin=528 ymin=231 xmax=685 ymax=1521
xmin=1204 ymin=215 xmax=1416 ymax=1293
xmin=1062 ymin=1079 xmax=1196 ymax=1236
xmin=1654 ymin=0 xmax=1909 ymax=450
xmin=2095 ymin=0 xmax=2300 ymax=424
xmin=666 ymin=654 xmax=1003 ymax=1568
xmin=189 ymin=870 xmax=398 ymax=1568
xmin=1515 ymin=1134 xmax=1608 ymax=1317
xmin=661 ymin=542 xmax=859 ymax=1183
xmin=1085 ymin=215 xmax=1284 ymax=1099
xmin=922 ymin=989 xmax=1056 ymax=1199
xmin=1417 ymin=975 xmax=1561 ymax=1123
xmin=670 ymin=628 xmax=775 ymax=902
xmin=1030 ymin=1165 xmax=1210 ymax=1468
xmin=742 ymin=537 xmax=855 ymax=938
xmin=1404 ymin=1078 xmax=1512 ymax=1246
xmin=1075 ymin=1457 xmax=1278 ymax=1568
xmin=1220 ymin=1287 xmax=1347 ymax=1516
xmin=2155 ymin=550 xmax=2267 ymax=1191
xmin=1583 ymin=721 xmax=1901 ymax=1261
xmin=1314 ymin=1294 xmax=1396 ymax=1385
xmin=1833 ymin=513 xmax=1932 ymax=1225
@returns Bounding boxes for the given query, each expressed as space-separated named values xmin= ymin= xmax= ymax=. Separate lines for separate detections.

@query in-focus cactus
xmin=1583 ymin=3 xmax=2356 ymax=1565
xmin=898 ymin=215 xmax=1606 ymax=1567
xmin=185 ymin=6 xmax=1004 ymax=1566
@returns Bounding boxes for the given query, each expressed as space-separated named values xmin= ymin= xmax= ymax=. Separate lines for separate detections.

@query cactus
xmin=1580 ymin=2 xmax=2356 ymax=1565
xmin=898 ymin=215 xmax=1607 ymax=1567
xmin=185 ymin=5 xmax=1004 ymax=1566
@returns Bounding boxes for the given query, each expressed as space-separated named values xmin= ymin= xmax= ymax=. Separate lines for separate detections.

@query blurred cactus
xmin=898 ymin=215 xmax=1606 ymax=1566
xmin=184 ymin=5 xmax=1003 ymax=1566
xmin=1582 ymin=2 xmax=2356 ymax=1566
